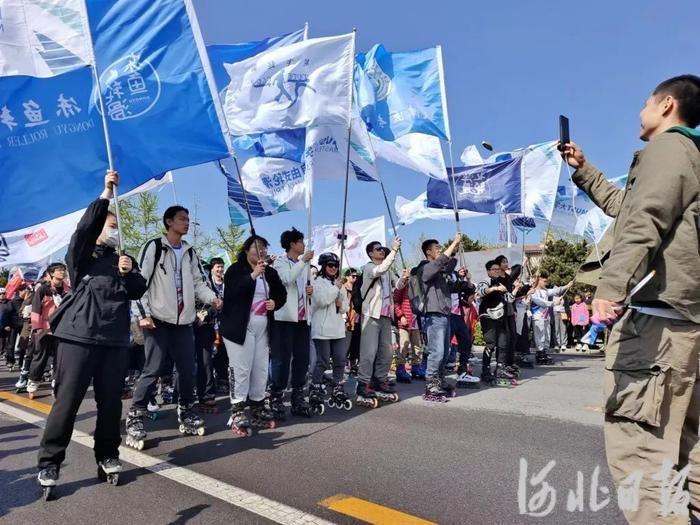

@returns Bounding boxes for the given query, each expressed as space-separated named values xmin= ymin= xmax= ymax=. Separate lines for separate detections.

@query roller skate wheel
xmin=343 ymin=400 xmax=353 ymax=410
xmin=42 ymin=486 xmax=54 ymax=501
xmin=178 ymin=424 xmax=186 ymax=434
xmin=371 ymin=398 xmax=379 ymax=409
xmin=326 ymin=399 xmax=334 ymax=409
xmin=28 ymin=392 xmax=36 ymax=400
xmin=391 ymin=393 xmax=399 ymax=402
xmin=107 ymin=474 xmax=119 ymax=486
xmin=269 ymin=420 xmax=277 ymax=429
xmin=196 ymin=426 xmax=205 ymax=436
xmin=315 ymin=404 xmax=325 ymax=416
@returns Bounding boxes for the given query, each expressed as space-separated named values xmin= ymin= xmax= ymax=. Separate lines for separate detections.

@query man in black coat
xmin=36 ymin=171 xmax=147 ymax=494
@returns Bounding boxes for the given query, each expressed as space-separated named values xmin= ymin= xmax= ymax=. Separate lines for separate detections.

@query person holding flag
xmin=36 ymin=171 xmax=147 ymax=498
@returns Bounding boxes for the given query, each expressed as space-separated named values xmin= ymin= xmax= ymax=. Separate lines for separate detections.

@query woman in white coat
xmin=309 ymin=253 xmax=351 ymax=411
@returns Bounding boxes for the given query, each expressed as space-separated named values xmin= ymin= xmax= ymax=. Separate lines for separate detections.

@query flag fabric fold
xmin=311 ymin=216 xmax=386 ymax=268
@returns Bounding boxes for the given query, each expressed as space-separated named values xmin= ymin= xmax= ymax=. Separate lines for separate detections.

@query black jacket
xmin=220 ymin=258 xmax=286 ymax=345
xmin=0 ymin=300 xmax=14 ymax=333
xmin=53 ymin=198 xmax=147 ymax=347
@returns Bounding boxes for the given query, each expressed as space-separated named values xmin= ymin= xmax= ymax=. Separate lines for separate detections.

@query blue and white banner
xmin=550 ymin=174 xmax=627 ymax=243
xmin=224 ymin=33 xmax=355 ymax=135
xmin=370 ymin=131 xmax=446 ymax=179
xmin=394 ymin=192 xmax=486 ymax=226
xmin=240 ymin=156 xmax=309 ymax=211
xmin=355 ymin=44 xmax=450 ymax=142
xmin=207 ymin=28 xmax=306 ymax=97
xmin=311 ymin=215 xmax=386 ymax=269
xmin=0 ymin=0 xmax=91 ymax=77
xmin=427 ymin=158 xmax=523 ymax=214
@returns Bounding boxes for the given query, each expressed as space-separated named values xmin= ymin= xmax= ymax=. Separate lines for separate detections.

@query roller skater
xmin=290 ymin=387 xmax=314 ymax=417
xmin=423 ymin=377 xmax=449 ymax=402
xmin=220 ymin=235 xmax=287 ymax=431
xmin=125 ymin=409 xmax=147 ymax=450
xmin=36 ymin=172 xmax=147 ymax=491
xmin=177 ymin=405 xmax=206 ymax=436
xmin=355 ymin=381 xmax=379 ymax=409
xmin=97 ymin=458 xmax=122 ymax=486
xmin=308 ymin=383 xmax=326 ymax=415
xmin=530 ymin=272 xmax=572 ymax=365
xmin=476 ymin=260 xmax=511 ymax=387
xmin=250 ymin=398 xmax=277 ymax=430
xmin=38 ymin=465 xmax=59 ymax=500
xmin=372 ymin=378 xmax=399 ymax=403
xmin=327 ymin=383 xmax=353 ymax=410
xmin=228 ymin=401 xmax=252 ymax=437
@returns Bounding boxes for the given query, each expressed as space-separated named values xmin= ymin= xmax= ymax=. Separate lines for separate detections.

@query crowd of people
xmin=0 ymin=172 xmax=601 ymax=494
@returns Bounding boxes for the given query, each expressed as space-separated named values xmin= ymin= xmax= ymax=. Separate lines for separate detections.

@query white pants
xmin=223 ymin=315 xmax=269 ymax=405
xmin=533 ymin=317 xmax=551 ymax=352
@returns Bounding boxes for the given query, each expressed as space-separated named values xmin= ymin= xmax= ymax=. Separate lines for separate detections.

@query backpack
xmin=142 ymin=238 xmax=195 ymax=289
xmin=407 ymin=265 xmax=427 ymax=316
xmin=351 ymin=272 xmax=380 ymax=312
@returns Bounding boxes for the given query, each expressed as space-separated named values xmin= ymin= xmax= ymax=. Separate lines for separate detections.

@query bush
xmin=472 ymin=321 xmax=484 ymax=346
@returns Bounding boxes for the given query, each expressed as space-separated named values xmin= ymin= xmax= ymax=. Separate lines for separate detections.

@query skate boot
xmin=516 ymin=353 xmax=535 ymax=369
xmin=38 ymin=465 xmax=59 ymax=500
xmin=327 ymin=384 xmax=353 ymax=410
xmin=308 ymin=384 xmax=326 ymax=415
xmin=395 ymin=364 xmax=412 ymax=384
xmin=26 ymin=379 xmax=39 ymax=399
xmin=145 ymin=399 xmax=160 ymax=420
xmin=372 ymin=378 xmax=399 ymax=403
xmin=97 ymin=458 xmax=122 ymax=486
xmin=535 ymin=351 xmax=554 ymax=365
xmin=269 ymin=390 xmax=286 ymax=421
xmin=495 ymin=364 xmax=518 ymax=387
xmin=480 ymin=368 xmax=496 ymax=386
xmin=505 ymin=364 xmax=521 ymax=379
xmin=177 ymin=405 xmax=206 ymax=436
xmin=410 ymin=364 xmax=426 ymax=381
xmin=290 ymin=387 xmax=313 ymax=418
xmin=15 ymin=371 xmax=28 ymax=393
xmin=422 ymin=376 xmax=448 ymax=402
xmin=438 ymin=376 xmax=457 ymax=398
xmin=228 ymin=401 xmax=252 ymax=437
xmin=456 ymin=366 xmax=480 ymax=389
xmin=125 ymin=409 xmax=147 ymax=450
xmin=355 ymin=381 xmax=379 ymax=409
xmin=249 ymin=399 xmax=277 ymax=430
xmin=197 ymin=398 xmax=219 ymax=414
xmin=160 ymin=384 xmax=174 ymax=405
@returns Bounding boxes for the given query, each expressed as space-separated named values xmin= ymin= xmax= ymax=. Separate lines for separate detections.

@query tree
xmin=118 ymin=192 xmax=162 ymax=256
xmin=211 ymin=223 xmax=246 ymax=263
xmin=443 ymin=233 xmax=486 ymax=253
xmin=537 ymin=237 xmax=591 ymax=296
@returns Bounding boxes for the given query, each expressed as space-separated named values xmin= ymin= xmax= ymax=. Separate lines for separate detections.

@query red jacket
xmin=393 ymin=286 xmax=415 ymax=327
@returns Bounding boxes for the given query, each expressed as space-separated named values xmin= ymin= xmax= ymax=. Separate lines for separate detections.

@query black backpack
xmin=141 ymin=238 xmax=195 ymax=289
xmin=351 ymin=272 xmax=379 ymax=312
xmin=407 ymin=265 xmax=427 ymax=316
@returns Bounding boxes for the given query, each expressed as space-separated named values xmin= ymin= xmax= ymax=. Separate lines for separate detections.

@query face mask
xmin=103 ymin=227 xmax=120 ymax=248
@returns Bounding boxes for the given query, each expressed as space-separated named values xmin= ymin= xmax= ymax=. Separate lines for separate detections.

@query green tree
xmin=537 ymin=237 xmax=591 ymax=297
xmin=443 ymin=233 xmax=486 ymax=253
xmin=211 ymin=223 xmax=246 ymax=263
xmin=118 ymin=192 xmax=161 ymax=256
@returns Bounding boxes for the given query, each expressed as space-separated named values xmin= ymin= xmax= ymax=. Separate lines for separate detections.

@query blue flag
xmin=426 ymin=158 xmax=523 ymax=214
xmin=89 ymin=0 xmax=228 ymax=184
xmin=233 ymin=128 xmax=306 ymax=162
xmin=206 ymin=28 xmax=306 ymax=95
xmin=355 ymin=44 xmax=450 ymax=142
xmin=0 ymin=67 xmax=107 ymax=230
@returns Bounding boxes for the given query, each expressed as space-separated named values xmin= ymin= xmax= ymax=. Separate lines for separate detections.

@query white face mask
xmin=103 ymin=227 xmax=120 ymax=248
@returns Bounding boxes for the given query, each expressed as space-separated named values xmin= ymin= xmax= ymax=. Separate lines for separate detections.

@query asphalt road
xmin=0 ymin=350 xmax=626 ymax=524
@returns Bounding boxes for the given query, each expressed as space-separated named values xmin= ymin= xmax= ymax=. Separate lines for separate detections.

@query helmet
xmin=317 ymin=252 xmax=340 ymax=267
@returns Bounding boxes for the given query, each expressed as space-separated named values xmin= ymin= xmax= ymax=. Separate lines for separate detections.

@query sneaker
xmin=575 ymin=344 xmax=582 ymax=351
xmin=560 ymin=345 xmax=567 ymax=351
xmin=582 ymin=344 xmax=590 ymax=352
xmin=15 ymin=376 xmax=28 ymax=389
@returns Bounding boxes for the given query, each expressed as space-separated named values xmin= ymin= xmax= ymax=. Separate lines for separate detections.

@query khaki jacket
xmin=360 ymin=249 xmax=402 ymax=320
xmin=573 ymin=128 xmax=700 ymax=323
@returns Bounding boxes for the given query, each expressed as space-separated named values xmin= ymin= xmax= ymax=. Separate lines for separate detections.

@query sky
xmin=166 ymin=0 xmax=700 ymax=260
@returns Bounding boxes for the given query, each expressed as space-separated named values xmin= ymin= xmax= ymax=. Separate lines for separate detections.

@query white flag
xmin=311 ymin=215 xmax=385 ymax=269
xmin=521 ymin=141 xmax=563 ymax=222
xmin=394 ymin=192 xmax=486 ymax=226
xmin=240 ymin=156 xmax=308 ymax=211
xmin=371 ymin=132 xmax=446 ymax=179
xmin=0 ymin=175 xmax=172 ymax=267
xmin=224 ymin=33 xmax=354 ymax=135
xmin=0 ymin=0 xmax=91 ymax=77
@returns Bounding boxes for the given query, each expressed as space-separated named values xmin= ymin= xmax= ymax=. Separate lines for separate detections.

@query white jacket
xmin=360 ymin=249 xmax=402 ymax=320
xmin=134 ymin=236 xmax=216 ymax=325
xmin=311 ymin=276 xmax=348 ymax=340
xmin=272 ymin=255 xmax=308 ymax=323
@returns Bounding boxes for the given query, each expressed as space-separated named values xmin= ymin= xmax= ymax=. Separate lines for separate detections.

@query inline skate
xmin=228 ymin=401 xmax=252 ymax=437
xmin=250 ymin=398 xmax=277 ymax=430
xmin=177 ymin=405 xmax=206 ymax=436
xmin=372 ymin=378 xmax=399 ymax=403
xmin=535 ymin=351 xmax=554 ymax=365
xmin=327 ymin=384 xmax=353 ymax=410
xmin=290 ymin=387 xmax=313 ymax=417
xmin=37 ymin=465 xmax=59 ymax=501
xmin=495 ymin=363 xmax=518 ymax=387
xmin=125 ymin=409 xmax=147 ymax=450
xmin=423 ymin=376 xmax=449 ymax=402
xmin=97 ymin=458 xmax=122 ymax=486
xmin=269 ymin=390 xmax=286 ymax=421
xmin=355 ymin=381 xmax=379 ymax=408
xmin=308 ymin=384 xmax=326 ymax=415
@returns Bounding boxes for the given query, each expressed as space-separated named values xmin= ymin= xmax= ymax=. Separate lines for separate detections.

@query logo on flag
xmin=24 ymin=229 xmax=48 ymax=247
xmin=458 ymin=172 xmax=491 ymax=199
xmin=98 ymin=53 xmax=161 ymax=121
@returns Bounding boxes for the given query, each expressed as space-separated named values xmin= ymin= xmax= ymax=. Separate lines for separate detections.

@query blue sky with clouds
xmin=169 ymin=0 xmax=699 ymax=258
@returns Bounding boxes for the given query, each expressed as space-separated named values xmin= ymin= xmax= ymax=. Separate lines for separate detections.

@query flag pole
xmin=302 ymin=22 xmax=314 ymax=291
xmin=81 ymin=1 xmax=124 ymax=255
xmin=186 ymin=0 xmax=269 ymax=296
xmin=338 ymin=29 xmax=357 ymax=271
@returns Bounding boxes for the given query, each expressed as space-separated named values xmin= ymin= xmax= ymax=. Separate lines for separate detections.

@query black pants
xmin=516 ymin=316 xmax=531 ymax=354
xmin=504 ymin=315 xmax=517 ymax=366
xmin=2 ymin=330 xmax=17 ymax=364
xmin=126 ymin=343 xmax=145 ymax=374
xmin=29 ymin=332 xmax=56 ymax=382
xmin=212 ymin=332 xmax=229 ymax=388
xmin=269 ymin=320 xmax=310 ymax=392
xmin=572 ymin=325 xmax=586 ymax=344
xmin=481 ymin=317 xmax=507 ymax=369
xmin=194 ymin=324 xmax=216 ymax=402
xmin=131 ymin=320 xmax=195 ymax=410
xmin=346 ymin=325 xmax=361 ymax=364
xmin=38 ymin=340 xmax=127 ymax=469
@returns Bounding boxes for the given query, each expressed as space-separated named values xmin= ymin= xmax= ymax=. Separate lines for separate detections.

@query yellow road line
xmin=0 ymin=390 xmax=51 ymax=414
xmin=319 ymin=494 xmax=437 ymax=525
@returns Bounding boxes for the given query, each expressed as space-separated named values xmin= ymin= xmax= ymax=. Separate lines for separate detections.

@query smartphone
xmin=558 ymin=115 xmax=570 ymax=151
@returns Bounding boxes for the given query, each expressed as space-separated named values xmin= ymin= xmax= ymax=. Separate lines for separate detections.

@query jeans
xmin=424 ymin=313 xmax=450 ymax=378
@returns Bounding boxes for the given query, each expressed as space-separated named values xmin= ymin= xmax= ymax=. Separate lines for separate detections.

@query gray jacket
xmin=418 ymin=255 xmax=458 ymax=315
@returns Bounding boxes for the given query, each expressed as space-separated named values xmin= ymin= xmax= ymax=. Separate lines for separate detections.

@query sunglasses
xmin=326 ymin=263 xmax=339 ymax=268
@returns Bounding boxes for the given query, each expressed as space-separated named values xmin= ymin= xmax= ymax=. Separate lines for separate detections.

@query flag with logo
xmin=311 ymin=216 xmax=386 ymax=269
xmin=239 ymin=156 xmax=309 ymax=211
xmin=427 ymin=158 xmax=523 ymax=214
xmin=223 ymin=33 xmax=355 ymax=135
xmin=355 ymin=44 xmax=450 ymax=142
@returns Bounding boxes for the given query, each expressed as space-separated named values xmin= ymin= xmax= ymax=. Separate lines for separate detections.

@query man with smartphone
xmin=563 ymin=75 xmax=700 ymax=524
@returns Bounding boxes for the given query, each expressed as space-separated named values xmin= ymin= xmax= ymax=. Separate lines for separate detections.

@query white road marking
xmin=0 ymin=401 xmax=336 ymax=525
